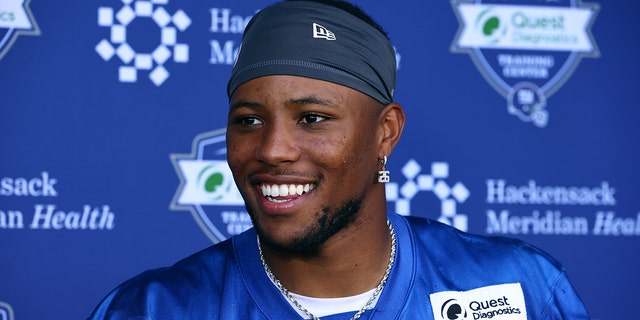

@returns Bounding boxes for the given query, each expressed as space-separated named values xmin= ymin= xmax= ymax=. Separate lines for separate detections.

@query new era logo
xmin=313 ymin=23 xmax=336 ymax=40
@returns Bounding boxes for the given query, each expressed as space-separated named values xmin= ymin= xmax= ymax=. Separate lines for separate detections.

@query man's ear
xmin=378 ymin=102 xmax=406 ymax=158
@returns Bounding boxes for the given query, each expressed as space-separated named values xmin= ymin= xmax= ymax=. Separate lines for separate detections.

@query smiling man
xmin=89 ymin=1 xmax=590 ymax=319
xmin=227 ymin=75 xmax=396 ymax=257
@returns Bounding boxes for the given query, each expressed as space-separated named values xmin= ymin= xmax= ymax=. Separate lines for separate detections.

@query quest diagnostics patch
xmin=429 ymin=283 xmax=527 ymax=320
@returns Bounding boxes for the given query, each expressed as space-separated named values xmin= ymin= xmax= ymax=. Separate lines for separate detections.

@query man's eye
xmin=237 ymin=116 xmax=262 ymax=126
xmin=300 ymin=114 xmax=327 ymax=124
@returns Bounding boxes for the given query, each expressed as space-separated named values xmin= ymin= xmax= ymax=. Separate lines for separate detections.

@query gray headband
xmin=227 ymin=1 xmax=396 ymax=104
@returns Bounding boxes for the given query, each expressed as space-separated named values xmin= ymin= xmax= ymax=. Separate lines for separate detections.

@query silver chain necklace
xmin=258 ymin=220 xmax=397 ymax=320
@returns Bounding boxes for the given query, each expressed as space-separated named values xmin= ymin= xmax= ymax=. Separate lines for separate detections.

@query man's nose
xmin=255 ymin=122 xmax=301 ymax=166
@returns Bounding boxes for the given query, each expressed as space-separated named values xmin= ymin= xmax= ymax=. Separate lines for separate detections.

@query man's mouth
xmin=260 ymin=183 xmax=315 ymax=202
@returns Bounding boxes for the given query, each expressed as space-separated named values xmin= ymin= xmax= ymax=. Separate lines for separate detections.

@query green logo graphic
xmin=203 ymin=172 xmax=223 ymax=193
xmin=475 ymin=8 xmax=507 ymax=44
xmin=196 ymin=165 xmax=232 ymax=200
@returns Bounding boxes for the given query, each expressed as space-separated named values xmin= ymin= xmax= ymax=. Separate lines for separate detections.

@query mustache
xmin=248 ymin=168 xmax=325 ymax=181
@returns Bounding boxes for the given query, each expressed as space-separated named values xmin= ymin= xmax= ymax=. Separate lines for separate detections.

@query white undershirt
xmin=287 ymin=288 xmax=380 ymax=319
xmin=258 ymin=235 xmax=383 ymax=318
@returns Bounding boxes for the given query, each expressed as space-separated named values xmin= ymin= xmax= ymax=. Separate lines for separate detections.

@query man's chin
xmin=250 ymin=198 xmax=362 ymax=254
xmin=256 ymin=227 xmax=325 ymax=255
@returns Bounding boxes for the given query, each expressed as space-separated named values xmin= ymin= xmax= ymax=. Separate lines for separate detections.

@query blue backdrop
xmin=1 ymin=0 xmax=638 ymax=319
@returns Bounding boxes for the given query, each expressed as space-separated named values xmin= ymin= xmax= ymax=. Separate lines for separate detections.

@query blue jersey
xmin=89 ymin=213 xmax=589 ymax=319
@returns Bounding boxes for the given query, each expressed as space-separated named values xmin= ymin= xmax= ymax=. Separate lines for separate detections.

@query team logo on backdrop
xmin=451 ymin=0 xmax=599 ymax=127
xmin=95 ymin=0 xmax=191 ymax=86
xmin=430 ymin=283 xmax=527 ymax=320
xmin=0 ymin=0 xmax=40 ymax=60
xmin=386 ymin=160 xmax=470 ymax=231
xmin=170 ymin=129 xmax=248 ymax=243
xmin=0 ymin=301 xmax=14 ymax=320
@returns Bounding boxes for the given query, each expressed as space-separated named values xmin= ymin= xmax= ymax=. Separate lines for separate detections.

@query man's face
xmin=226 ymin=75 xmax=383 ymax=252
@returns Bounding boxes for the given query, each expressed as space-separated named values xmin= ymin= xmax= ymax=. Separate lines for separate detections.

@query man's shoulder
xmin=399 ymin=214 xmax=562 ymax=270
xmin=402 ymin=214 xmax=532 ymax=248
xmin=140 ymin=229 xmax=258 ymax=288
xmin=123 ymin=238 xmax=236 ymax=293
xmin=88 ymin=235 xmax=248 ymax=319
xmin=173 ymin=236 xmax=236 ymax=270
xmin=394 ymin=215 xmax=587 ymax=319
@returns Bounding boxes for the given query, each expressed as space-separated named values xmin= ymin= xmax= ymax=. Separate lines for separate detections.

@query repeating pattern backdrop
xmin=1 ymin=0 xmax=638 ymax=319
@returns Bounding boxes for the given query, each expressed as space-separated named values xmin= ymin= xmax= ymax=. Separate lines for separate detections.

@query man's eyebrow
xmin=229 ymin=100 xmax=262 ymax=112
xmin=229 ymin=96 xmax=337 ymax=111
xmin=287 ymin=96 xmax=336 ymax=108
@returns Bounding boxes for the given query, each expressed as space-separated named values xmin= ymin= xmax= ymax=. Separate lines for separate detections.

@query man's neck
xmin=260 ymin=216 xmax=392 ymax=298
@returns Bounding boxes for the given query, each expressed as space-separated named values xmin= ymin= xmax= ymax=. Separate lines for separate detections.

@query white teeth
xmin=279 ymin=185 xmax=289 ymax=196
xmin=261 ymin=183 xmax=315 ymax=197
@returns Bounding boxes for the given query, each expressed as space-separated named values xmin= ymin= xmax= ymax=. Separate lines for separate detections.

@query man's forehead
xmin=230 ymin=75 xmax=362 ymax=106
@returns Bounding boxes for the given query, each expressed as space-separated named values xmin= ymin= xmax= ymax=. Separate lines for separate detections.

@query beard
xmin=248 ymin=198 xmax=362 ymax=254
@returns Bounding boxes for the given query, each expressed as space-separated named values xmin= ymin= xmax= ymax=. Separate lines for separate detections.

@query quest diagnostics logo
xmin=0 ymin=0 xmax=40 ymax=60
xmin=440 ymin=299 xmax=468 ymax=319
xmin=430 ymin=283 xmax=527 ymax=320
xmin=95 ymin=0 xmax=192 ymax=86
xmin=451 ymin=0 xmax=599 ymax=127
xmin=170 ymin=129 xmax=248 ymax=243
xmin=473 ymin=8 xmax=508 ymax=46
